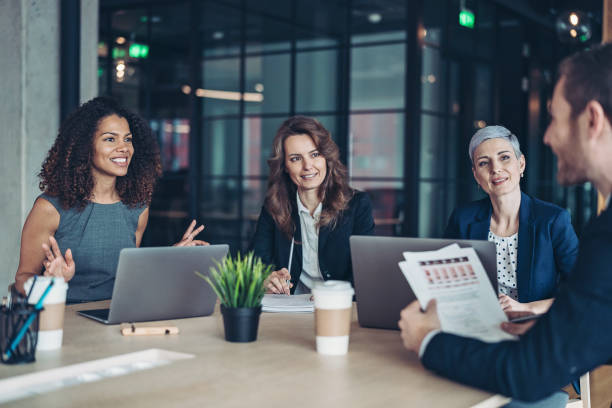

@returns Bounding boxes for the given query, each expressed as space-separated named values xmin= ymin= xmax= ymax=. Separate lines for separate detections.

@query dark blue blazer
xmin=422 ymin=204 xmax=612 ymax=401
xmin=250 ymin=191 xmax=374 ymax=293
xmin=443 ymin=192 xmax=578 ymax=302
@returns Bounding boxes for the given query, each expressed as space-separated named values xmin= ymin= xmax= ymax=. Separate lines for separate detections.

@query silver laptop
xmin=350 ymin=236 xmax=498 ymax=330
xmin=78 ymin=245 xmax=229 ymax=324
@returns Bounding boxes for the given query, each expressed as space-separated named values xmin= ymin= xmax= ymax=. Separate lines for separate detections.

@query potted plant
xmin=196 ymin=252 xmax=272 ymax=343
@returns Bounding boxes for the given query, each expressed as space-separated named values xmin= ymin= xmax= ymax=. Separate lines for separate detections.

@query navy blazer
xmin=250 ymin=191 xmax=374 ymax=292
xmin=422 ymin=204 xmax=612 ymax=401
xmin=444 ymin=192 xmax=578 ymax=302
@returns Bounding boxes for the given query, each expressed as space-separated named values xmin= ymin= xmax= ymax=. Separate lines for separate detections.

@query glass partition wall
xmin=99 ymin=0 xmax=598 ymax=252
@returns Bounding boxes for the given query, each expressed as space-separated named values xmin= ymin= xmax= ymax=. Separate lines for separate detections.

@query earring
xmin=520 ymin=173 xmax=524 ymax=178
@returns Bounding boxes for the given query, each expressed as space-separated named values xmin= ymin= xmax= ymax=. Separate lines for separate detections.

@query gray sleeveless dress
xmin=40 ymin=194 xmax=146 ymax=302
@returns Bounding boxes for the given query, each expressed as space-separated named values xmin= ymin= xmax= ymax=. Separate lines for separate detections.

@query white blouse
xmin=488 ymin=230 xmax=519 ymax=301
xmin=295 ymin=192 xmax=324 ymax=292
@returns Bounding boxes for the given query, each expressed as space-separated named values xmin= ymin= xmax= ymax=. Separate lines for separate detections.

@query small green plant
xmin=196 ymin=252 xmax=273 ymax=308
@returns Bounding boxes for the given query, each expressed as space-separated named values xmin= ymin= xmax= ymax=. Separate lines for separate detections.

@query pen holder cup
xmin=0 ymin=304 xmax=41 ymax=365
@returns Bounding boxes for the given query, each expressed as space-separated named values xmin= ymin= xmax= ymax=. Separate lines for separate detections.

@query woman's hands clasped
xmin=42 ymin=236 xmax=75 ymax=282
xmin=264 ymin=268 xmax=293 ymax=295
xmin=174 ymin=220 xmax=209 ymax=247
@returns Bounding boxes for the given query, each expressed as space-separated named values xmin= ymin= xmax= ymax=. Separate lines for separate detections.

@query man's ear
xmin=586 ymin=100 xmax=606 ymax=141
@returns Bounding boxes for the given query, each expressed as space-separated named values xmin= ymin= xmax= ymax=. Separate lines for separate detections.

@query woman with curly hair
xmin=251 ymin=116 xmax=374 ymax=294
xmin=14 ymin=96 xmax=206 ymax=302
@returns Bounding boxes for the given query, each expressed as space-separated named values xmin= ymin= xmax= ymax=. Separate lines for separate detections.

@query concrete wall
xmin=0 ymin=0 xmax=60 ymax=297
xmin=0 ymin=0 xmax=99 ymax=297
xmin=81 ymin=0 xmax=99 ymax=104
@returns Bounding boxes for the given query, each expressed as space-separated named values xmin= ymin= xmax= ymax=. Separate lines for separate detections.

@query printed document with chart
xmin=399 ymin=244 xmax=516 ymax=342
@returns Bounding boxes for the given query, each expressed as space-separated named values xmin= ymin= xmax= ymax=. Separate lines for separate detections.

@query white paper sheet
xmin=399 ymin=246 xmax=516 ymax=343
xmin=262 ymin=294 xmax=314 ymax=313
xmin=0 ymin=349 xmax=194 ymax=404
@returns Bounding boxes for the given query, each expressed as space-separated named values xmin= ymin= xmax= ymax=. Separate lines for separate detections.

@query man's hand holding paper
xmin=398 ymin=244 xmax=517 ymax=348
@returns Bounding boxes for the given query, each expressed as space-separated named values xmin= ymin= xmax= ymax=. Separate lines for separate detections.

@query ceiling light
xmin=569 ymin=13 xmax=579 ymax=26
xmin=368 ymin=13 xmax=382 ymax=24
xmin=556 ymin=10 xmax=591 ymax=43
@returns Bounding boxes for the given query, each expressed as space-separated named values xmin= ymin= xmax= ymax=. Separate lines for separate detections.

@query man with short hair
xmin=399 ymin=42 xmax=612 ymax=403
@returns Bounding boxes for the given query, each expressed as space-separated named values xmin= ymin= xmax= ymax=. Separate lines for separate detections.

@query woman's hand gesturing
xmin=42 ymin=236 xmax=75 ymax=282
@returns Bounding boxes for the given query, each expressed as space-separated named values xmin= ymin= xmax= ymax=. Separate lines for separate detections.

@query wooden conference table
xmin=0 ymin=301 xmax=507 ymax=408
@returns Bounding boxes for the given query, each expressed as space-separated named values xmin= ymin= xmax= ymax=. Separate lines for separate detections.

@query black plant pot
xmin=220 ymin=305 xmax=262 ymax=343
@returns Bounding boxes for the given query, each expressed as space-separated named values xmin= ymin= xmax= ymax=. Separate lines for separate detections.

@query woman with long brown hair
xmin=14 ymin=96 xmax=206 ymax=302
xmin=251 ymin=116 xmax=374 ymax=294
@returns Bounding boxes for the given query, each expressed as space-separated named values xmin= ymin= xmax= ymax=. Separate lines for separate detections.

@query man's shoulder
xmin=583 ymin=205 xmax=612 ymax=236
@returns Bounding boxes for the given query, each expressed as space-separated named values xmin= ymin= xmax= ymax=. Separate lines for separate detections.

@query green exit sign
xmin=129 ymin=43 xmax=150 ymax=58
xmin=459 ymin=9 xmax=475 ymax=29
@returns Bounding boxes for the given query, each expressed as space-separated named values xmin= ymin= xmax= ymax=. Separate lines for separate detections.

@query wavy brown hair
xmin=265 ymin=116 xmax=354 ymax=239
xmin=39 ymin=96 xmax=162 ymax=209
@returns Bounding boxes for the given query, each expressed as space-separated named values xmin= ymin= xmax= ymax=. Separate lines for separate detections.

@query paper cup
xmin=24 ymin=277 xmax=68 ymax=351
xmin=312 ymin=281 xmax=354 ymax=355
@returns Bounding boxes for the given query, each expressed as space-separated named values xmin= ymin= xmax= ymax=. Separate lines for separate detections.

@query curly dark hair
xmin=39 ymin=96 xmax=162 ymax=209
xmin=265 ymin=116 xmax=354 ymax=240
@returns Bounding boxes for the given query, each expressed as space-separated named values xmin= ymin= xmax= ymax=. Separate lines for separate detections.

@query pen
xmin=4 ymin=279 xmax=55 ymax=360
xmin=121 ymin=324 xmax=179 ymax=336
xmin=25 ymin=275 xmax=37 ymax=303
xmin=286 ymin=238 xmax=294 ymax=295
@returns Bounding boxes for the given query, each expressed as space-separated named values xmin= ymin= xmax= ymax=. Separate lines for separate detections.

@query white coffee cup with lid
xmin=311 ymin=280 xmax=354 ymax=355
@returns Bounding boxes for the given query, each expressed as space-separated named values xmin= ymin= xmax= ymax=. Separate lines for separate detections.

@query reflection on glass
xmin=445 ymin=182 xmax=458 ymax=221
xmin=473 ymin=63 xmax=493 ymax=126
xmin=202 ymin=58 xmax=240 ymax=116
xmin=296 ymin=49 xmax=338 ymax=113
xmin=418 ymin=182 xmax=446 ymax=238
xmin=351 ymin=31 xmax=406 ymax=44
xmin=245 ymin=54 xmax=290 ymax=115
xmin=203 ymin=119 xmax=240 ymax=176
xmin=201 ymin=2 xmax=241 ymax=58
xmin=150 ymin=119 xmax=190 ymax=172
xmin=476 ymin=0 xmax=495 ymax=59
xmin=242 ymin=178 xmax=268 ymax=221
xmin=421 ymin=46 xmax=447 ymax=113
xmin=350 ymin=44 xmax=405 ymax=110
xmin=296 ymin=0 xmax=346 ymax=44
xmin=423 ymin=0 xmax=445 ymax=46
xmin=351 ymin=0 xmax=406 ymax=45
xmin=200 ymin=178 xmax=240 ymax=218
xmin=447 ymin=118 xmax=460 ymax=180
xmin=351 ymin=180 xmax=404 ymax=236
xmin=243 ymin=117 xmax=286 ymax=176
xmin=245 ymin=14 xmax=292 ymax=53
xmin=420 ymin=114 xmax=445 ymax=179
xmin=349 ymin=113 xmax=404 ymax=178
xmin=449 ymin=61 xmax=461 ymax=116
xmin=312 ymin=115 xmax=338 ymax=143
xmin=296 ymin=33 xmax=340 ymax=49
xmin=98 ymin=61 xmax=107 ymax=95
xmin=111 ymin=9 xmax=147 ymax=44
xmin=246 ymin=0 xmax=291 ymax=19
